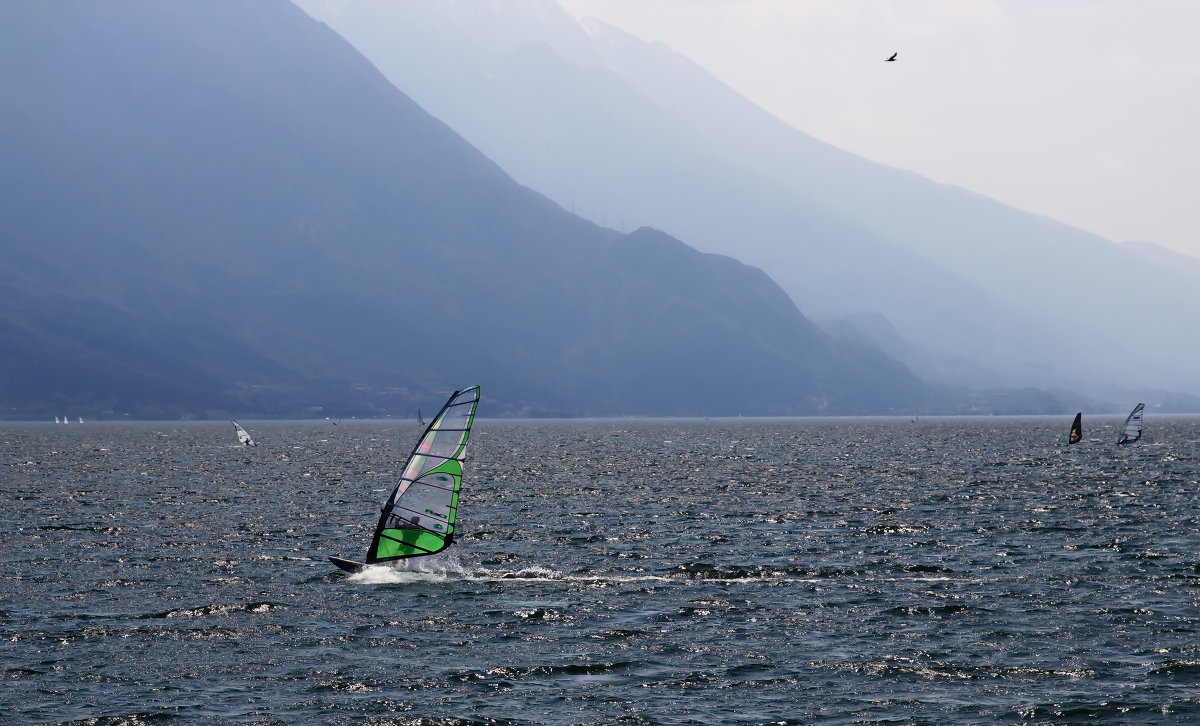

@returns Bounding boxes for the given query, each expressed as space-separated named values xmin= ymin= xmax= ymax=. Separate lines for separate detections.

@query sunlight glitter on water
xmin=3 ymin=416 xmax=1200 ymax=724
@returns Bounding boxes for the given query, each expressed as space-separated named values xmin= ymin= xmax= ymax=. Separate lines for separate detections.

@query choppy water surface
xmin=3 ymin=416 xmax=1200 ymax=724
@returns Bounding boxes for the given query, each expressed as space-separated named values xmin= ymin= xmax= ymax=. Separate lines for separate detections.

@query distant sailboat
xmin=1068 ymin=412 xmax=1082 ymax=445
xmin=417 ymin=409 xmax=425 ymax=427
xmin=54 ymin=416 xmax=60 ymax=424
xmin=331 ymin=386 xmax=480 ymax=573
xmin=62 ymin=416 xmax=68 ymax=424
xmin=1117 ymin=403 xmax=1144 ymax=444
xmin=232 ymin=420 xmax=257 ymax=447
xmin=78 ymin=417 xmax=84 ymax=424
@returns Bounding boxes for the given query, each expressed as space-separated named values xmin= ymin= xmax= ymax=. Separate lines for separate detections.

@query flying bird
xmin=885 ymin=52 xmax=898 ymax=62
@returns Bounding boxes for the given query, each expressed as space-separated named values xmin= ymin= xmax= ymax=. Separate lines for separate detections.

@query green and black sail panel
xmin=365 ymin=386 xmax=480 ymax=564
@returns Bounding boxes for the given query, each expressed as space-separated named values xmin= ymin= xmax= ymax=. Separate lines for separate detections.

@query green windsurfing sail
xmin=360 ymin=386 xmax=480 ymax=567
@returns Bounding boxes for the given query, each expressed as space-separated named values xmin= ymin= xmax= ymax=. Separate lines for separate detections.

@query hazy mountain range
xmin=0 ymin=0 xmax=956 ymax=419
xmin=294 ymin=0 xmax=1200 ymax=407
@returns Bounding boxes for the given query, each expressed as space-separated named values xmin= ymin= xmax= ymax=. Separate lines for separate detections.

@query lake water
xmin=3 ymin=416 xmax=1199 ymax=724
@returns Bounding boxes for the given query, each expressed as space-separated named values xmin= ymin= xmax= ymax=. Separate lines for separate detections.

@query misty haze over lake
xmin=2 ymin=0 xmax=1197 ymax=418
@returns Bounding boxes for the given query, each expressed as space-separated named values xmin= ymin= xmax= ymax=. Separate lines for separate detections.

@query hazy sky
xmin=558 ymin=0 xmax=1200 ymax=258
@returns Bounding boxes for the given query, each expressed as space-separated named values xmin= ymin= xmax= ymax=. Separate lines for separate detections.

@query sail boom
xmin=378 ymin=530 xmax=441 ymax=548
xmin=382 ymin=515 xmax=445 ymax=532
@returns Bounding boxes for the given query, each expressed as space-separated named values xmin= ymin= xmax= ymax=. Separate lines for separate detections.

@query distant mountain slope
xmin=1122 ymin=240 xmax=1200 ymax=284
xmin=295 ymin=0 xmax=1200 ymax=400
xmin=0 ymin=0 xmax=926 ymax=419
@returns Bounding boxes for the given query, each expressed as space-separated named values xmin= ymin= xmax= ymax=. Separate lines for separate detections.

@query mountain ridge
xmin=0 ymin=0 xmax=933 ymax=419
xmin=294 ymin=0 xmax=1200 ymax=403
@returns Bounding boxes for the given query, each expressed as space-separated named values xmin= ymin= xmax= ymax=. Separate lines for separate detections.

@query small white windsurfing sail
xmin=55 ymin=416 xmax=60 ymax=424
xmin=1069 ymin=412 xmax=1082 ymax=445
xmin=232 ymin=420 xmax=257 ymax=447
xmin=331 ymin=386 xmax=480 ymax=573
xmin=78 ymin=417 xmax=84 ymax=424
xmin=63 ymin=416 xmax=68 ymax=424
xmin=1117 ymin=403 xmax=1144 ymax=444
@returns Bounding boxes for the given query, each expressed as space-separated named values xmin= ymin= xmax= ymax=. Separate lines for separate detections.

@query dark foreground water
xmin=3 ymin=416 xmax=1200 ymax=725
